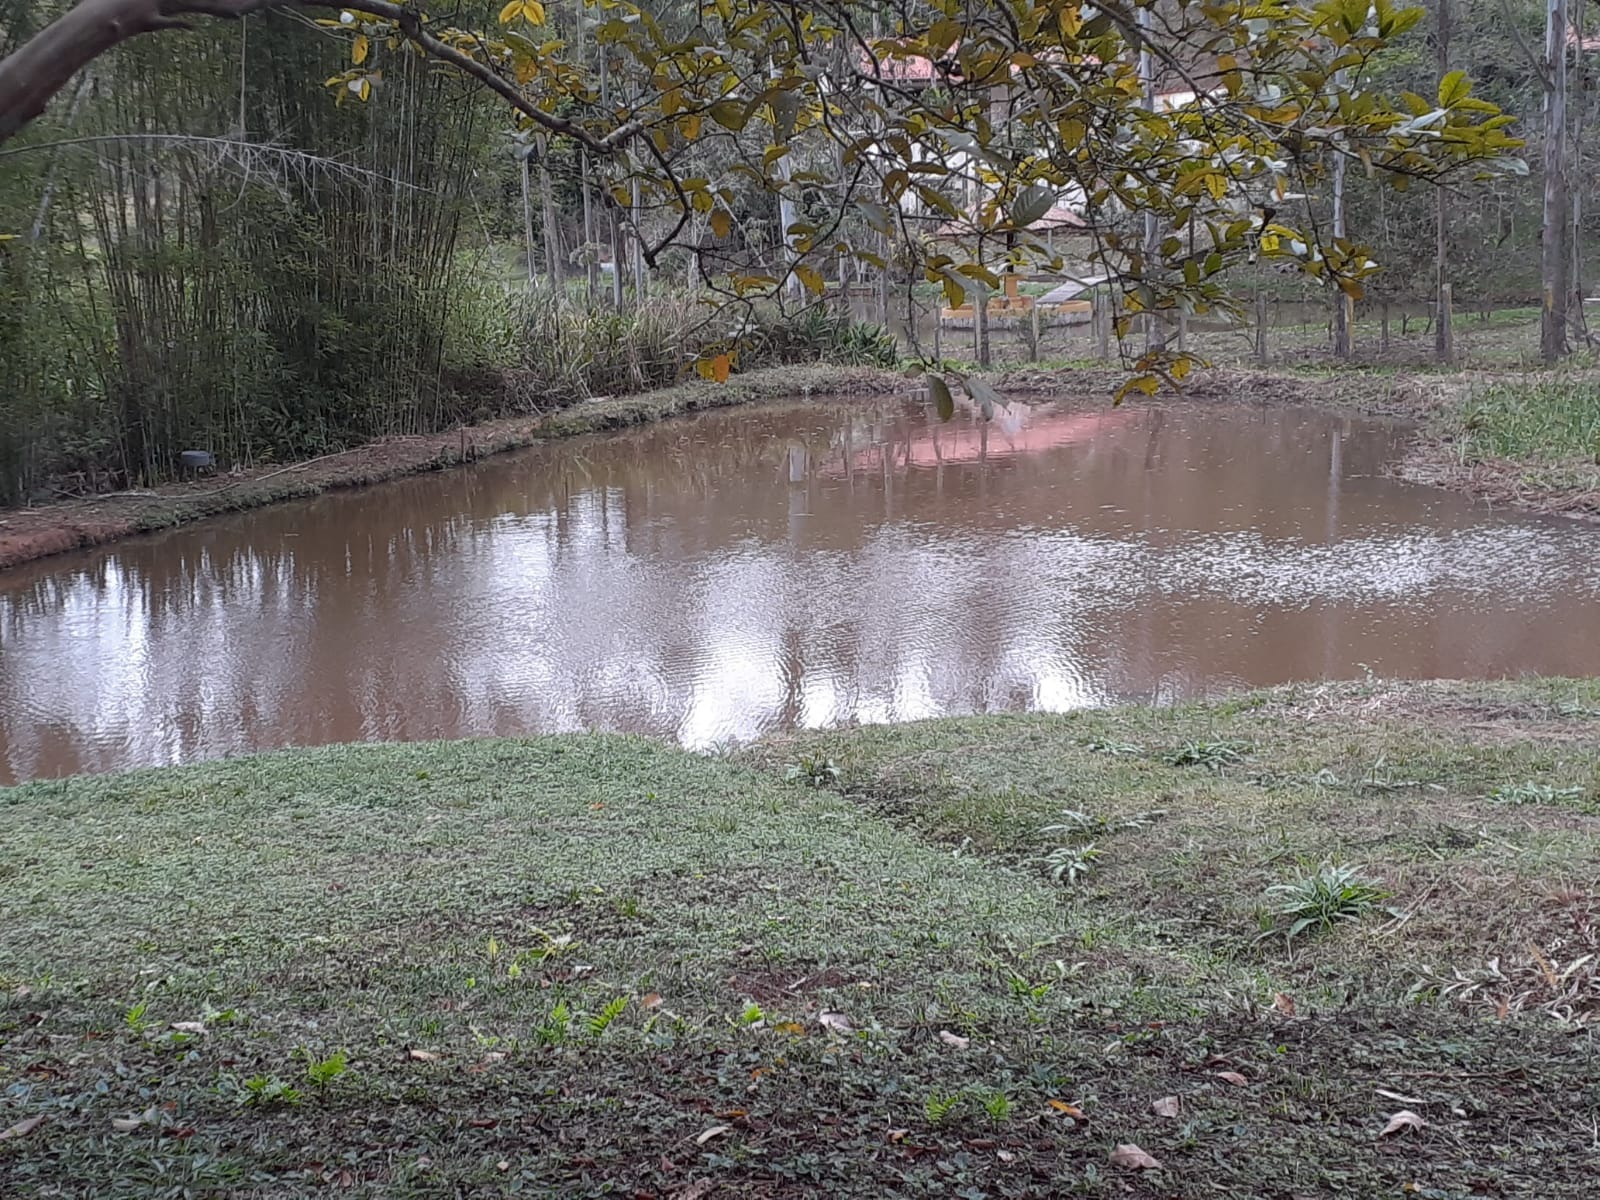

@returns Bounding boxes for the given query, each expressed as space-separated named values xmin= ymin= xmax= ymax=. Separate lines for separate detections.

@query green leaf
xmin=709 ymin=100 xmax=748 ymax=131
xmin=1007 ymin=185 xmax=1055 ymax=230
xmin=927 ymin=374 xmax=955 ymax=422
xmin=964 ymin=374 xmax=1007 ymax=417
xmin=1437 ymin=69 xmax=1470 ymax=108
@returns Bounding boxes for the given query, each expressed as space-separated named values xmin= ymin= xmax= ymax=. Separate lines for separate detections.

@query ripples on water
xmin=1 ymin=397 xmax=1597 ymax=781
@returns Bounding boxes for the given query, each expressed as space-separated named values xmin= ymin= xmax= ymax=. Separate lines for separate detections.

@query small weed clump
xmin=1169 ymin=739 xmax=1249 ymax=769
xmin=1490 ymin=780 xmax=1586 ymax=807
xmin=1264 ymin=862 xmax=1396 ymax=945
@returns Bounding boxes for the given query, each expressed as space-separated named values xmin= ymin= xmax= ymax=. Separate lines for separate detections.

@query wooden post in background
xmin=1094 ymin=294 xmax=1111 ymax=360
xmin=1254 ymin=292 xmax=1268 ymax=362
xmin=1030 ymin=299 xmax=1041 ymax=362
xmin=1439 ymin=283 xmax=1454 ymax=362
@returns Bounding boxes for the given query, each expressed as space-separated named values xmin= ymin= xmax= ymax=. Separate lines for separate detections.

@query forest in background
xmin=0 ymin=0 xmax=1589 ymax=503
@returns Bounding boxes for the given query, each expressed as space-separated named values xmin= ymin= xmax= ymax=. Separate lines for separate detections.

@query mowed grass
xmin=3 ymin=681 xmax=1600 ymax=1198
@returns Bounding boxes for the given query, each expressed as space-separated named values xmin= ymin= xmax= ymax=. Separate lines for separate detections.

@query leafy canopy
xmin=324 ymin=0 xmax=1523 ymax=388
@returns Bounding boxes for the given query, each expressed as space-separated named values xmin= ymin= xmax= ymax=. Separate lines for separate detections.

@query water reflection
xmin=1 ymin=397 xmax=1597 ymax=782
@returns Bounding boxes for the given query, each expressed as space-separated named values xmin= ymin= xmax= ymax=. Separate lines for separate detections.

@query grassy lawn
xmin=4 ymin=681 xmax=1599 ymax=1197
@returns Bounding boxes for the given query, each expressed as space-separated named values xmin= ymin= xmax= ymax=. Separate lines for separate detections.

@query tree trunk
xmin=581 ymin=151 xmax=600 ymax=305
xmin=631 ymin=176 xmax=647 ymax=300
xmin=1541 ymin=0 xmax=1572 ymax=363
xmin=1138 ymin=7 xmax=1165 ymax=355
xmin=1331 ymin=135 xmax=1351 ymax=358
xmin=540 ymin=144 xmax=564 ymax=294
xmin=1435 ymin=0 xmax=1454 ymax=362
xmin=520 ymin=152 xmax=538 ymax=286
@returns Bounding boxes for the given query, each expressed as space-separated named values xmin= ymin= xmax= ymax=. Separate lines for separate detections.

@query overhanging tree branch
xmin=0 ymin=0 xmax=644 ymax=154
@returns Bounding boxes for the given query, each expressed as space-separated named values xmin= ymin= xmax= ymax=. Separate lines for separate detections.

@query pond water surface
xmin=2 ymin=395 xmax=1598 ymax=783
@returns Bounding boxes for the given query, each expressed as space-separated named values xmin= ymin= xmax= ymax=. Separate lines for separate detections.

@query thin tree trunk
xmin=1138 ymin=7 xmax=1165 ymax=354
xmin=582 ymin=152 xmax=600 ymax=305
xmin=1331 ymin=136 xmax=1351 ymax=358
xmin=1435 ymin=0 xmax=1454 ymax=361
xmin=540 ymin=143 xmax=564 ymax=295
xmin=631 ymin=176 xmax=646 ymax=300
xmin=1542 ymin=0 xmax=1572 ymax=362
xmin=1572 ymin=0 xmax=1589 ymax=339
xmin=520 ymin=152 xmax=537 ymax=286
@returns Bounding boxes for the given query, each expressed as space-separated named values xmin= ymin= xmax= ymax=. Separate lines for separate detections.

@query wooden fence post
xmin=1254 ymin=292 xmax=1267 ymax=363
xmin=1438 ymin=283 xmax=1454 ymax=363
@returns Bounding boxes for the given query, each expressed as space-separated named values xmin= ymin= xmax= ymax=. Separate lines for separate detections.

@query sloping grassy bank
xmin=3 ymin=684 xmax=1599 ymax=1198
xmin=1400 ymin=376 xmax=1600 ymax=519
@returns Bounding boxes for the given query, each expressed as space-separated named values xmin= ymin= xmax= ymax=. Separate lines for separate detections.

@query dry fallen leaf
xmin=641 ymin=992 xmax=663 ymax=1009
xmin=695 ymin=1124 xmax=731 ymax=1146
xmin=1047 ymin=1099 xmax=1086 ymax=1119
xmin=670 ymin=1180 xmax=717 ymax=1200
xmin=1273 ymin=992 xmax=1297 ymax=1017
xmin=169 ymin=1021 xmax=207 ymax=1035
xmin=886 ymin=1128 xmax=909 ymax=1143
xmin=997 ymin=1149 xmax=1016 ymax=1163
xmin=496 ymin=1159 xmax=510 ymax=1172
xmin=1151 ymin=1095 xmax=1181 ymax=1118
xmin=110 ymin=1109 xmax=156 ymax=1134
xmin=0 ymin=1114 xmax=46 ymax=1142
xmin=817 ymin=1010 xmax=854 ymax=1035
xmin=1109 ymin=1142 xmax=1163 ymax=1170
xmin=1215 ymin=1070 xmax=1249 ymax=1087
xmin=773 ymin=1021 xmax=806 ymax=1035
xmin=407 ymin=1048 xmax=440 ymax=1062
xmin=1380 ymin=1110 xmax=1429 ymax=1138
xmin=938 ymin=1029 xmax=970 ymax=1050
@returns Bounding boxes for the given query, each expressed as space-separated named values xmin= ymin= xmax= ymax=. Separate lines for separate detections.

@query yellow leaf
xmin=1114 ymin=374 xmax=1160 ymax=404
xmin=352 ymin=34 xmax=369 ymax=65
xmin=710 ymin=208 xmax=732 ymax=239
xmin=358 ymin=77 xmax=371 ymax=102
xmin=524 ymin=1 xmax=547 ymax=24
xmin=498 ymin=0 xmax=522 ymax=23
xmin=795 ymin=264 xmax=825 ymax=296
xmin=710 ymin=353 xmax=731 ymax=383
xmin=1048 ymin=1099 xmax=1086 ymax=1118
xmin=680 ymin=114 xmax=702 ymax=140
xmin=773 ymin=1021 xmax=805 ymax=1035
xmin=514 ymin=56 xmax=536 ymax=86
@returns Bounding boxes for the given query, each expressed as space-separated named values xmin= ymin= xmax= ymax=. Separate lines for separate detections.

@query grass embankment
xmin=1401 ymin=377 xmax=1600 ymax=518
xmin=4 ymin=681 xmax=1598 ymax=1198
xmin=0 ymin=364 xmax=903 ymax=571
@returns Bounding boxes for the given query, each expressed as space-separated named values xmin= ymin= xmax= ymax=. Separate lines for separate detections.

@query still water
xmin=2 ymin=395 xmax=1598 ymax=782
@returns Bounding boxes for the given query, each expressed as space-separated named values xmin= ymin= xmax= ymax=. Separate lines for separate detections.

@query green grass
xmin=4 ymin=681 xmax=1600 ymax=1197
xmin=1459 ymin=378 xmax=1600 ymax=465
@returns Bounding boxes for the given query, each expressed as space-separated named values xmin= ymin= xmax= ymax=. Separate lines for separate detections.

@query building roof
xmin=930 ymin=204 xmax=1090 ymax=237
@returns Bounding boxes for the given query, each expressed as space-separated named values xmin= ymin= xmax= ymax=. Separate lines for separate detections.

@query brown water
xmin=2 ymin=396 xmax=1597 ymax=783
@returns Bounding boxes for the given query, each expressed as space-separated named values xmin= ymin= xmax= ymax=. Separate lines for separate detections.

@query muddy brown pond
xmin=2 ymin=395 xmax=1599 ymax=783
